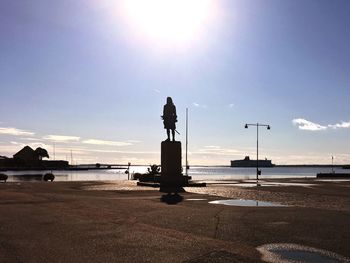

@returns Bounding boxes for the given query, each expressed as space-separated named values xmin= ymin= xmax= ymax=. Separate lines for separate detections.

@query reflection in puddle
xmin=209 ymin=181 xmax=315 ymax=188
xmin=257 ymin=243 xmax=349 ymax=263
xmin=230 ymin=183 xmax=260 ymax=187
xmin=263 ymin=182 xmax=314 ymax=187
xmin=209 ymin=199 xmax=286 ymax=207
xmin=186 ymin=198 xmax=207 ymax=201
xmin=232 ymin=182 xmax=315 ymax=188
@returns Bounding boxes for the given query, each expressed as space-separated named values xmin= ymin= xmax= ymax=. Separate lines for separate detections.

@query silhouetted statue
xmin=162 ymin=97 xmax=177 ymax=141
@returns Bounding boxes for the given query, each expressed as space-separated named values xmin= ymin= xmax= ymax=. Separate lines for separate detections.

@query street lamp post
xmin=245 ymin=123 xmax=270 ymax=186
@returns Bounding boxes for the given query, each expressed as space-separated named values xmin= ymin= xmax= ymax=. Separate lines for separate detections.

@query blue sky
xmin=1 ymin=0 xmax=349 ymax=165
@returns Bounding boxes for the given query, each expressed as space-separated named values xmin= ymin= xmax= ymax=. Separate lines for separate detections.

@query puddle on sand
xmin=257 ymin=243 xmax=349 ymax=263
xmin=223 ymin=181 xmax=315 ymax=188
xmin=263 ymin=182 xmax=315 ymax=187
xmin=186 ymin=198 xmax=207 ymax=201
xmin=209 ymin=199 xmax=286 ymax=207
xmin=232 ymin=182 xmax=315 ymax=188
xmin=232 ymin=183 xmax=262 ymax=187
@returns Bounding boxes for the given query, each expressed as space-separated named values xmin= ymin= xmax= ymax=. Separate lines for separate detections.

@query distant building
xmin=13 ymin=146 xmax=49 ymax=162
xmin=0 ymin=156 xmax=10 ymax=170
xmin=0 ymin=146 xmax=68 ymax=170
xmin=13 ymin=146 xmax=38 ymax=162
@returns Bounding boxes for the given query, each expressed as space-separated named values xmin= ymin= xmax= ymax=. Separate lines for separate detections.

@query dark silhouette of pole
xmin=256 ymin=124 xmax=259 ymax=184
xmin=245 ymin=123 xmax=270 ymax=186
xmin=127 ymin=162 xmax=131 ymax=180
xmin=185 ymin=108 xmax=189 ymax=176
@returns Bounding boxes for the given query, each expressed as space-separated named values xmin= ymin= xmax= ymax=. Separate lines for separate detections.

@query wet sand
xmin=0 ymin=179 xmax=349 ymax=262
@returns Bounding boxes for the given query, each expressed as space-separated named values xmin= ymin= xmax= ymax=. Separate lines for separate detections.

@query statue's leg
xmin=172 ymin=129 xmax=175 ymax=141
xmin=166 ymin=129 xmax=170 ymax=141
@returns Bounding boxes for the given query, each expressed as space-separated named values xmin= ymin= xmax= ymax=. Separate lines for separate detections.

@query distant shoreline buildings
xmin=0 ymin=146 xmax=68 ymax=170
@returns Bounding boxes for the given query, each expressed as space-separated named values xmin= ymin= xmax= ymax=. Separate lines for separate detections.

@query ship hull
xmin=231 ymin=159 xmax=274 ymax=168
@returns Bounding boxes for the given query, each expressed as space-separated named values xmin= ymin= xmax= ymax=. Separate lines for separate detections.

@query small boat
xmin=0 ymin=173 xmax=8 ymax=182
xmin=43 ymin=173 xmax=55 ymax=182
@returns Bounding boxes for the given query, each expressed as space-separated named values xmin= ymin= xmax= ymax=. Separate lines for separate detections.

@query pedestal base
xmin=160 ymin=141 xmax=188 ymax=190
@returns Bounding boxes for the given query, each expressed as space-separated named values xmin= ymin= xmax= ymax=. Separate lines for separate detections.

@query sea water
xmin=3 ymin=166 xmax=348 ymax=182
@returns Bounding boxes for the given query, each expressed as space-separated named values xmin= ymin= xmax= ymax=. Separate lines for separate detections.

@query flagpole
xmin=185 ymin=108 xmax=188 ymax=176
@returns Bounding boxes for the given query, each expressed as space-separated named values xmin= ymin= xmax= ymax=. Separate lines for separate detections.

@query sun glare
xmin=119 ymin=0 xmax=217 ymax=48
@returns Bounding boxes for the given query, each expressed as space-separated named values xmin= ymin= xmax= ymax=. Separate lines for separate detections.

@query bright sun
xmin=119 ymin=0 xmax=217 ymax=48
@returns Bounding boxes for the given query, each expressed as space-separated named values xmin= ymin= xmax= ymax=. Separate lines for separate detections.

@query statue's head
xmin=167 ymin=97 xmax=173 ymax=104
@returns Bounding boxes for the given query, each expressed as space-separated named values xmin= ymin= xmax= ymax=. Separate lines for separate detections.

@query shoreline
xmin=1 ymin=164 xmax=349 ymax=171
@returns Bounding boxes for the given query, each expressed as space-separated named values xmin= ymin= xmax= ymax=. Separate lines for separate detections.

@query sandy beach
xmin=0 ymin=179 xmax=349 ymax=262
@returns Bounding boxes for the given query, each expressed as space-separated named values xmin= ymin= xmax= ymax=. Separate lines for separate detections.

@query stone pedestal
xmin=160 ymin=141 xmax=185 ymax=190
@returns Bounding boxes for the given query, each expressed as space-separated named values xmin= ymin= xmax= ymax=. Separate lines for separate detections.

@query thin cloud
xmin=193 ymin=102 xmax=207 ymax=108
xmin=43 ymin=135 xmax=80 ymax=142
xmin=0 ymin=127 xmax=35 ymax=136
xmin=328 ymin=121 xmax=350 ymax=129
xmin=82 ymin=139 xmax=132 ymax=147
xmin=228 ymin=103 xmax=234 ymax=108
xmin=292 ymin=119 xmax=327 ymax=131
xmin=195 ymin=146 xmax=243 ymax=156
xmin=293 ymin=119 xmax=350 ymax=131
xmin=88 ymin=149 xmax=158 ymax=154
xmin=126 ymin=140 xmax=141 ymax=143
xmin=20 ymin=137 xmax=43 ymax=141
xmin=204 ymin=145 xmax=220 ymax=149
xmin=153 ymin=89 xmax=161 ymax=93
xmin=8 ymin=141 xmax=49 ymax=150
xmin=271 ymin=152 xmax=350 ymax=165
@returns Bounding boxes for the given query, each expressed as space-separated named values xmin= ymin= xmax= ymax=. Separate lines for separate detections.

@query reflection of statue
xmin=162 ymin=97 xmax=177 ymax=141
